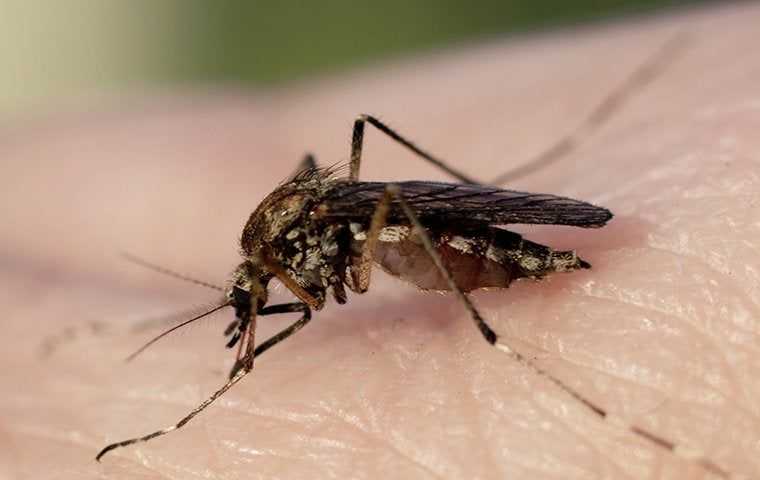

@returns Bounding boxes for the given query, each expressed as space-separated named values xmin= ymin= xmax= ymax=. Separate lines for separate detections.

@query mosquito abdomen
xmin=371 ymin=226 xmax=589 ymax=293
xmin=485 ymin=228 xmax=590 ymax=277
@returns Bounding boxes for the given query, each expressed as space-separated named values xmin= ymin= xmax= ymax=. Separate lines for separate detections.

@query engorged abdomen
xmin=371 ymin=226 xmax=589 ymax=292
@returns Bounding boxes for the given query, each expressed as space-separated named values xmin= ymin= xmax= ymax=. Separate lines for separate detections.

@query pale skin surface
xmin=1 ymin=3 xmax=759 ymax=479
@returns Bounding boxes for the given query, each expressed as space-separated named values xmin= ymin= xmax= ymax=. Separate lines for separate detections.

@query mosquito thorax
xmin=241 ymin=171 xmax=336 ymax=255
xmin=235 ymin=169 xmax=354 ymax=309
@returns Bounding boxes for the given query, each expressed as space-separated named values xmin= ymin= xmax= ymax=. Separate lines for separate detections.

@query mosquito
xmin=95 ymin=35 xmax=729 ymax=479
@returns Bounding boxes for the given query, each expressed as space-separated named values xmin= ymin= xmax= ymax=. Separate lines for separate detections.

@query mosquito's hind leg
xmin=383 ymin=183 xmax=730 ymax=479
xmin=97 ymin=290 xmax=258 ymax=460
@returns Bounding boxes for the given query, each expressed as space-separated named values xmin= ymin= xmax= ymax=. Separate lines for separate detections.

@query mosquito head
xmin=227 ymin=260 xmax=272 ymax=320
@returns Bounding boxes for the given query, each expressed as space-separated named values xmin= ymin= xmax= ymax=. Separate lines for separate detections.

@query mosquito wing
xmin=323 ymin=181 xmax=612 ymax=228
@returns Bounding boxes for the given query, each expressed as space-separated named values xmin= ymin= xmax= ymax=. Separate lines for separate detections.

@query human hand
xmin=1 ymin=3 xmax=757 ymax=479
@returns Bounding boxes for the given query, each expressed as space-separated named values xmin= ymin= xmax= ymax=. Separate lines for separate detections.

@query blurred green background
xmin=1 ymin=0 xmax=709 ymax=113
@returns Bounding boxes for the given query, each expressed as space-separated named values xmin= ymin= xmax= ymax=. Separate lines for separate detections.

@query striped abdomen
xmin=372 ymin=226 xmax=589 ymax=292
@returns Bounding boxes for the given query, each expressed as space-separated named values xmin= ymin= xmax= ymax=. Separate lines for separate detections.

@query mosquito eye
xmin=231 ymin=286 xmax=249 ymax=306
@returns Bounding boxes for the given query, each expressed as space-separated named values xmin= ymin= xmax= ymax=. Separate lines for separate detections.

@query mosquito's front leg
xmin=348 ymin=37 xmax=686 ymax=186
xmin=255 ymin=302 xmax=312 ymax=356
xmin=228 ymin=310 xmax=257 ymax=379
xmin=96 ymin=302 xmax=312 ymax=461
xmin=349 ymin=114 xmax=479 ymax=184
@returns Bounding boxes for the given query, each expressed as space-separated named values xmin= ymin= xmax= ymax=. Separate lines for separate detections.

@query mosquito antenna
xmin=125 ymin=302 xmax=231 ymax=362
xmin=121 ymin=252 xmax=225 ymax=292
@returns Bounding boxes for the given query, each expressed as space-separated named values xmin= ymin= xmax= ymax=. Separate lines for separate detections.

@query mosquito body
xmin=221 ymin=165 xmax=609 ymax=375
xmin=238 ymin=167 xmax=605 ymax=307
xmin=96 ymin=36 xmax=731 ymax=480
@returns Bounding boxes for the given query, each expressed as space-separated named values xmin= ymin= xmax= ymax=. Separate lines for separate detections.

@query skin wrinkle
xmin=321 ymin=415 xmax=446 ymax=480
xmin=445 ymin=355 xmax=494 ymax=479
xmin=145 ymin=459 xmax=205 ymax=480
xmin=320 ymin=437 xmax=432 ymax=480
xmin=10 ymin=425 xmax=94 ymax=461
xmin=577 ymin=289 xmax=752 ymax=422
xmin=580 ymin=287 xmax=734 ymax=382
xmin=497 ymin=326 xmax=684 ymax=406
xmin=642 ymin=243 xmax=760 ymax=338
xmin=526 ymin=398 xmax=633 ymax=480
xmin=102 ymin=453 xmax=171 ymax=480
xmin=588 ymin=253 xmax=751 ymax=347
xmin=351 ymin=386 xmax=450 ymax=477
xmin=491 ymin=300 xmax=728 ymax=407
xmin=404 ymin=340 xmax=502 ymax=477
xmin=234 ymin=350 xmax=445 ymax=476
xmin=515 ymin=288 xmax=754 ymax=470
xmin=475 ymin=374 xmax=602 ymax=477
xmin=532 ymin=342 xmax=695 ymax=404
xmin=160 ymin=396 xmax=319 ymax=442
xmin=648 ymin=213 xmax=759 ymax=279
xmin=638 ymin=244 xmax=760 ymax=398
xmin=473 ymin=414 xmax=504 ymax=479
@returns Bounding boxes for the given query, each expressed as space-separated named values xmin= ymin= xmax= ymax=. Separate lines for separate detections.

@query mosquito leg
xmin=95 ymin=302 xmax=311 ymax=461
xmin=262 ymin=254 xmax=323 ymax=310
xmin=349 ymin=114 xmax=479 ymax=184
xmin=384 ymin=183 xmax=729 ymax=479
xmin=489 ymin=34 xmax=689 ymax=185
xmin=228 ymin=302 xmax=311 ymax=378
xmin=226 ymin=286 xmax=259 ymax=378
xmin=349 ymin=35 xmax=686 ymax=187
xmin=351 ymin=187 xmax=393 ymax=293
xmin=95 ymin=359 xmax=251 ymax=461
xmin=255 ymin=302 xmax=312 ymax=356
xmin=228 ymin=316 xmax=254 ymax=379
xmin=258 ymin=302 xmax=310 ymax=317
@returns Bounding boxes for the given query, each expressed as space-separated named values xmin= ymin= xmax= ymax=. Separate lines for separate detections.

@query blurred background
xmin=1 ymin=0 xmax=715 ymax=116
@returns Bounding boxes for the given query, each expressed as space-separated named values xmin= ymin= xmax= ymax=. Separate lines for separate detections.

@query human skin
xmin=1 ymin=3 xmax=758 ymax=479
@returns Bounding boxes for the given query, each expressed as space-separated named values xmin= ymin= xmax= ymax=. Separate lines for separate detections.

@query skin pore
xmin=0 ymin=3 xmax=758 ymax=479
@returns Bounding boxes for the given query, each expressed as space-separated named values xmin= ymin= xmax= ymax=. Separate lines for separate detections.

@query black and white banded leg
xmin=95 ymin=302 xmax=312 ymax=461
